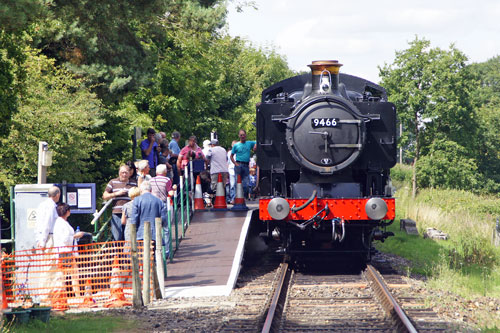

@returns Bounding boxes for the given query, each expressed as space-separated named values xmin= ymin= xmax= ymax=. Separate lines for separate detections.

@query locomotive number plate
xmin=311 ymin=118 xmax=339 ymax=128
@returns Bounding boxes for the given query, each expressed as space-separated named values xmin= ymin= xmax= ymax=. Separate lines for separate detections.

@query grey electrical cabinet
xmin=14 ymin=184 xmax=55 ymax=252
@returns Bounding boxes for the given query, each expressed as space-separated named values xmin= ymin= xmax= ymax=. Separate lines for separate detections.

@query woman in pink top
xmin=176 ymin=135 xmax=206 ymax=171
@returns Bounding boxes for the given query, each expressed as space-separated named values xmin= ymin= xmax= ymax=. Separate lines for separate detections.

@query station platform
xmin=164 ymin=205 xmax=256 ymax=298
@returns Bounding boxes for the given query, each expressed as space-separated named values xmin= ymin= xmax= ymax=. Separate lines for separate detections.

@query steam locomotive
xmin=255 ymin=60 xmax=396 ymax=261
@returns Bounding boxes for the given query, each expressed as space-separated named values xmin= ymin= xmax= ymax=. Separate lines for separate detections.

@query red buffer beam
xmin=259 ymin=198 xmax=395 ymax=221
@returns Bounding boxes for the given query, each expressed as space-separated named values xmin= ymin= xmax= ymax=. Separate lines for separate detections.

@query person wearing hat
xmin=206 ymin=138 xmax=229 ymax=197
xmin=202 ymin=139 xmax=212 ymax=159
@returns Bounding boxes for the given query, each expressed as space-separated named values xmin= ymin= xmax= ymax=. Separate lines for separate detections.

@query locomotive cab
xmin=256 ymin=60 xmax=397 ymax=261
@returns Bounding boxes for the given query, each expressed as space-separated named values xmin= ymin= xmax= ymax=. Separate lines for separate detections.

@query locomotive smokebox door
xmin=285 ymin=61 xmax=366 ymax=174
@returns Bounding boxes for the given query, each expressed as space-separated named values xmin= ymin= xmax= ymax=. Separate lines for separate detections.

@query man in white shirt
xmin=206 ymin=139 xmax=229 ymax=194
xmin=36 ymin=186 xmax=61 ymax=248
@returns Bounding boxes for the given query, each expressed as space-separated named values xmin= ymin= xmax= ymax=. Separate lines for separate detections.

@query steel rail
xmin=366 ymin=264 xmax=418 ymax=333
xmin=261 ymin=262 xmax=289 ymax=333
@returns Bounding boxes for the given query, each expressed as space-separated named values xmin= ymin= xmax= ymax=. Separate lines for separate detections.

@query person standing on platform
xmin=206 ymin=139 xmax=228 ymax=196
xmin=230 ymin=129 xmax=256 ymax=198
xmin=102 ymin=165 xmax=137 ymax=241
xmin=131 ymin=181 xmax=166 ymax=246
xmin=169 ymin=131 xmax=181 ymax=185
xmin=36 ymin=186 xmax=61 ymax=248
xmin=177 ymin=135 xmax=206 ymax=172
xmin=140 ymin=128 xmax=158 ymax=176
xmin=137 ymin=159 xmax=152 ymax=188
xmin=151 ymin=164 xmax=172 ymax=203
xmin=202 ymin=139 xmax=212 ymax=159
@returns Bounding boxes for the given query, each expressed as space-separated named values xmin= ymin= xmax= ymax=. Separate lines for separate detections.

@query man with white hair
xmin=36 ymin=186 xmax=61 ymax=248
xmin=131 ymin=181 xmax=166 ymax=243
xmin=137 ymin=159 xmax=152 ymax=187
xmin=151 ymin=164 xmax=172 ymax=203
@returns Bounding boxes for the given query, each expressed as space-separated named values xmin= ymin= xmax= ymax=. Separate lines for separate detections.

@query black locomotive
xmin=256 ymin=60 xmax=396 ymax=261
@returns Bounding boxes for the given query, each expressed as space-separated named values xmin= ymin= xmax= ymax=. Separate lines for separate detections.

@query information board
xmin=62 ymin=183 xmax=96 ymax=214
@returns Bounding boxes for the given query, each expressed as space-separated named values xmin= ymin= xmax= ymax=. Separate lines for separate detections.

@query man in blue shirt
xmin=131 ymin=181 xmax=167 ymax=246
xmin=230 ymin=129 xmax=256 ymax=198
xmin=140 ymin=128 xmax=158 ymax=175
xmin=168 ymin=131 xmax=181 ymax=185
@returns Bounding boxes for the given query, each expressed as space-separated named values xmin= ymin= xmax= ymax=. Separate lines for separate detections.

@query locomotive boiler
xmin=256 ymin=60 xmax=397 ymax=261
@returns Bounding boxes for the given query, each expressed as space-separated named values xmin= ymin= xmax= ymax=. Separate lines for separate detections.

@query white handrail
xmin=90 ymin=199 xmax=113 ymax=225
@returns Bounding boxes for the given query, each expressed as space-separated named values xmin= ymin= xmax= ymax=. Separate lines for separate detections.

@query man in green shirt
xmin=230 ymin=129 xmax=256 ymax=198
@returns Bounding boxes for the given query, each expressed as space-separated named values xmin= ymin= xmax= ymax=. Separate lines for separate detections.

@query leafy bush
xmin=417 ymin=139 xmax=480 ymax=191
xmin=390 ymin=163 xmax=412 ymax=183
xmin=447 ymin=235 xmax=498 ymax=269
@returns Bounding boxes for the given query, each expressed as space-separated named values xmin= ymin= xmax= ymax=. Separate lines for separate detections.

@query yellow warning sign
xmin=27 ymin=208 xmax=37 ymax=229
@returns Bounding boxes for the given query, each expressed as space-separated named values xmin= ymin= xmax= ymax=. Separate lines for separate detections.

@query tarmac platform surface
xmin=164 ymin=206 xmax=254 ymax=297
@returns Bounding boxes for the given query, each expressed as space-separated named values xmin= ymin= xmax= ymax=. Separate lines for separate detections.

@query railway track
xmin=260 ymin=259 xmax=448 ymax=332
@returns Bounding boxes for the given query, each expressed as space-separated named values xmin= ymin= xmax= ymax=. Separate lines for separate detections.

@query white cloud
xmin=227 ymin=0 xmax=500 ymax=83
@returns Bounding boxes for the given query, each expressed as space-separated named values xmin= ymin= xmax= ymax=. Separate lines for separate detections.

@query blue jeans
xmin=226 ymin=172 xmax=236 ymax=203
xmin=234 ymin=164 xmax=250 ymax=197
xmin=162 ymin=225 xmax=170 ymax=258
xmin=111 ymin=213 xmax=125 ymax=241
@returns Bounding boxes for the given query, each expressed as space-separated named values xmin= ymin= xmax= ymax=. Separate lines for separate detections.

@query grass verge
xmin=3 ymin=312 xmax=137 ymax=333
xmin=376 ymin=164 xmax=500 ymax=330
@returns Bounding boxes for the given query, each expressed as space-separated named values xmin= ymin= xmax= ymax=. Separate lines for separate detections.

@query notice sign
xmin=27 ymin=208 xmax=37 ymax=229
xmin=59 ymin=183 xmax=96 ymax=214
xmin=77 ymin=188 xmax=92 ymax=209
xmin=67 ymin=192 xmax=77 ymax=206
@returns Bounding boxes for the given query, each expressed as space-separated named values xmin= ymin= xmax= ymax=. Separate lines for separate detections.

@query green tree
xmin=417 ymin=139 xmax=480 ymax=190
xmin=0 ymin=48 xmax=108 ymax=199
xmin=134 ymin=30 xmax=292 ymax=148
xmin=379 ymin=37 xmax=478 ymax=195
xmin=469 ymin=56 xmax=500 ymax=191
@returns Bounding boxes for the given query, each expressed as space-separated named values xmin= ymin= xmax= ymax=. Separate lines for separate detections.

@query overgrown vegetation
xmin=379 ymin=164 xmax=500 ymax=295
xmin=378 ymin=164 xmax=500 ymax=328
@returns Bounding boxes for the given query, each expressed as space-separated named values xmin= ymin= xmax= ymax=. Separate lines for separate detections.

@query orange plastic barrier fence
xmin=1 ymin=241 xmax=154 ymax=310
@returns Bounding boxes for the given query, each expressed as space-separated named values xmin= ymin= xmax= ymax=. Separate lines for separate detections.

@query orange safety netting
xmin=1 ymin=241 xmax=155 ymax=310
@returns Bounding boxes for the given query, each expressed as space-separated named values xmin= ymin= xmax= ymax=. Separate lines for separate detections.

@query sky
xmin=226 ymin=0 xmax=500 ymax=83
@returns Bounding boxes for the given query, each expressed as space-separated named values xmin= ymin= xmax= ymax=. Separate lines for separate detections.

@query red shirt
xmin=179 ymin=145 xmax=205 ymax=170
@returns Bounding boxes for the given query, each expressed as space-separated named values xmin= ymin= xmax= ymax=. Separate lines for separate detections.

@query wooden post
xmin=143 ymin=221 xmax=151 ymax=305
xmin=155 ymin=217 xmax=165 ymax=298
xmin=130 ymin=223 xmax=143 ymax=309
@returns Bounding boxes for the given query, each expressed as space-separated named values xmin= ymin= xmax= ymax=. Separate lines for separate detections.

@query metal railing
xmin=91 ymin=162 xmax=196 ymax=270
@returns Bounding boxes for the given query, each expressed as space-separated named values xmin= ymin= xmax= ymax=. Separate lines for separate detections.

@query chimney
xmin=308 ymin=60 xmax=343 ymax=96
